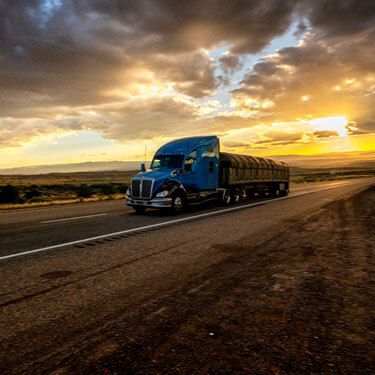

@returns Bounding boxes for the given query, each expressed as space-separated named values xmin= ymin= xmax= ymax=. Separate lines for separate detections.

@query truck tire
xmin=231 ymin=189 xmax=241 ymax=204
xmin=246 ymin=189 xmax=255 ymax=200
xmin=222 ymin=190 xmax=232 ymax=206
xmin=133 ymin=206 xmax=146 ymax=214
xmin=271 ymin=183 xmax=280 ymax=198
xmin=171 ymin=193 xmax=185 ymax=214
xmin=281 ymin=183 xmax=289 ymax=196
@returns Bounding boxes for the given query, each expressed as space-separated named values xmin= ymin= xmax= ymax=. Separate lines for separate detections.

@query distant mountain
xmin=0 ymin=161 xmax=148 ymax=175
xmin=269 ymin=151 xmax=375 ymax=170
xmin=1 ymin=150 xmax=374 ymax=175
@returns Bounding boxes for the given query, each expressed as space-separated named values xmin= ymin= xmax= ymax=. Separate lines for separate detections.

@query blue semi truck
xmin=126 ymin=136 xmax=289 ymax=213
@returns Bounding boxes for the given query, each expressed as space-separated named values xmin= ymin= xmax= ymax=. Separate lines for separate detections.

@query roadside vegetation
xmin=0 ymin=168 xmax=373 ymax=209
xmin=0 ymin=170 xmax=135 ymax=209
xmin=290 ymin=168 xmax=375 ymax=183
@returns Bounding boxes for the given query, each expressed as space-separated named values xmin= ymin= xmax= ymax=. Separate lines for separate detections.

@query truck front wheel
xmin=171 ymin=193 xmax=185 ymax=214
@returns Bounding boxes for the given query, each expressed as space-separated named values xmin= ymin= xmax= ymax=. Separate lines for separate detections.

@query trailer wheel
xmin=171 ymin=193 xmax=185 ymax=214
xmin=246 ymin=189 xmax=255 ymax=200
xmin=133 ymin=206 xmax=146 ymax=214
xmin=272 ymin=184 xmax=280 ymax=198
xmin=281 ymin=183 xmax=289 ymax=196
xmin=232 ymin=190 xmax=241 ymax=204
xmin=222 ymin=190 xmax=232 ymax=205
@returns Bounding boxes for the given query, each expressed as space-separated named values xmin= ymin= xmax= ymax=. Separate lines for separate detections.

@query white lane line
xmin=41 ymin=213 xmax=107 ymax=224
xmin=0 ymin=182 xmax=364 ymax=261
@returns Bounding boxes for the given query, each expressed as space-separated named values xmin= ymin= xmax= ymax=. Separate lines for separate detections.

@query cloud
xmin=0 ymin=96 xmax=197 ymax=146
xmin=254 ymin=131 xmax=304 ymax=146
xmin=222 ymin=140 xmax=249 ymax=148
xmin=219 ymin=53 xmax=241 ymax=71
xmin=299 ymin=0 xmax=375 ymax=38
xmin=0 ymin=0 xmax=374 ymax=153
xmin=233 ymin=28 xmax=375 ymax=133
xmin=148 ymin=51 xmax=218 ymax=98
xmin=313 ymin=130 xmax=339 ymax=138
xmin=0 ymin=0 xmax=297 ymax=114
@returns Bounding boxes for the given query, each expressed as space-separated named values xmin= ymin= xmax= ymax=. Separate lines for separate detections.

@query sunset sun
xmin=309 ymin=116 xmax=349 ymax=137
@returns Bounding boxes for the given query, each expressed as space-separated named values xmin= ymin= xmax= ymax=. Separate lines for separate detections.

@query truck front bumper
xmin=126 ymin=197 xmax=172 ymax=209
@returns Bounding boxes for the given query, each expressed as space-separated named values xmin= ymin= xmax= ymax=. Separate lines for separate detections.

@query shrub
xmin=76 ymin=184 xmax=93 ymax=198
xmin=28 ymin=196 xmax=46 ymax=203
xmin=0 ymin=184 xmax=20 ymax=203
xmin=99 ymin=184 xmax=118 ymax=195
xmin=117 ymin=184 xmax=128 ymax=194
xmin=24 ymin=185 xmax=42 ymax=199
xmin=15 ymin=197 xmax=27 ymax=204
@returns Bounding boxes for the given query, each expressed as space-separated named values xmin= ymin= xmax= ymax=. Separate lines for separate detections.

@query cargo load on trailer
xmin=125 ymin=136 xmax=289 ymax=213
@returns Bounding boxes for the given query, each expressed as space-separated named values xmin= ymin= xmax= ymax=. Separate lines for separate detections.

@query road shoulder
xmin=76 ymin=185 xmax=374 ymax=374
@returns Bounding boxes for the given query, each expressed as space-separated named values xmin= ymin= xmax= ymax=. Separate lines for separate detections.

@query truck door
xmin=199 ymin=143 xmax=219 ymax=190
xmin=181 ymin=140 xmax=219 ymax=191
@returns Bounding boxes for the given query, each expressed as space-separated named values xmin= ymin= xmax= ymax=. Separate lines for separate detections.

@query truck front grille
xmin=132 ymin=180 xmax=141 ymax=198
xmin=131 ymin=179 xmax=153 ymax=199
xmin=141 ymin=179 xmax=152 ymax=198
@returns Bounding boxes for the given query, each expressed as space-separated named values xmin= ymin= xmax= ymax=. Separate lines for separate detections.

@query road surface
xmin=0 ymin=179 xmax=369 ymax=259
xmin=0 ymin=178 xmax=374 ymax=374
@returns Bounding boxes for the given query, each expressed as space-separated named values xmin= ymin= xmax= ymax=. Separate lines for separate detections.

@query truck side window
xmin=202 ymin=146 xmax=215 ymax=158
xmin=184 ymin=150 xmax=196 ymax=172
xmin=209 ymin=160 xmax=214 ymax=173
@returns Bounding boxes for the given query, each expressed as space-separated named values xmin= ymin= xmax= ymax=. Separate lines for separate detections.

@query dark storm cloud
xmin=0 ymin=0 xmax=297 ymax=113
xmin=300 ymin=0 xmax=375 ymax=38
xmin=86 ymin=0 xmax=297 ymax=53
xmin=0 ymin=0 xmax=374 ymax=147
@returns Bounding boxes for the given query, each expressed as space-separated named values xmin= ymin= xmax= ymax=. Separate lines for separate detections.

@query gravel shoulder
xmin=78 ymin=185 xmax=374 ymax=374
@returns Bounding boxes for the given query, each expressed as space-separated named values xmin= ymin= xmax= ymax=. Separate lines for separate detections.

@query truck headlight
xmin=156 ymin=190 xmax=169 ymax=198
xmin=125 ymin=188 xmax=131 ymax=198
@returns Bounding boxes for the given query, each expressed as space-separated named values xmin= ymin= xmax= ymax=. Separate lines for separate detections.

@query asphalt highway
xmin=0 ymin=179 xmax=371 ymax=259
xmin=0 ymin=177 xmax=374 ymax=374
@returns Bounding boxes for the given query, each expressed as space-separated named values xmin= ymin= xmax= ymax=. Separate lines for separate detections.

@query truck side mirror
xmin=170 ymin=169 xmax=179 ymax=177
xmin=191 ymin=163 xmax=197 ymax=173
xmin=140 ymin=163 xmax=146 ymax=172
xmin=184 ymin=163 xmax=192 ymax=172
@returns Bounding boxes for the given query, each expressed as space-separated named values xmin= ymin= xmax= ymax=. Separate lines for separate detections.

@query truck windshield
xmin=151 ymin=155 xmax=184 ymax=170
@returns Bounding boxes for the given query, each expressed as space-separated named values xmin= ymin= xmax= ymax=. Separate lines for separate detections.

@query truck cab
xmin=126 ymin=136 xmax=220 ymax=213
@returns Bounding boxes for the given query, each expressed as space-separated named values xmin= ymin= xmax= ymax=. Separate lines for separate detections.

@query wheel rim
xmin=224 ymin=192 xmax=231 ymax=204
xmin=174 ymin=196 xmax=183 ymax=211
xmin=234 ymin=192 xmax=240 ymax=203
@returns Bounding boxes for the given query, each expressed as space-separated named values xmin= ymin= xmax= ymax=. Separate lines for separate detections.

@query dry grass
xmin=0 ymin=194 xmax=125 ymax=210
xmin=0 ymin=170 xmax=136 ymax=186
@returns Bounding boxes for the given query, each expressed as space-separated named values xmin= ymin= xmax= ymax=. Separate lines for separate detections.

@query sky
xmin=1 ymin=0 xmax=374 ymax=168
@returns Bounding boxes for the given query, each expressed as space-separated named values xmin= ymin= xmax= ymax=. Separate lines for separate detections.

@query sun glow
xmin=308 ymin=116 xmax=348 ymax=137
